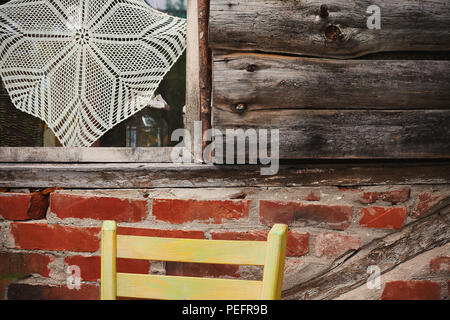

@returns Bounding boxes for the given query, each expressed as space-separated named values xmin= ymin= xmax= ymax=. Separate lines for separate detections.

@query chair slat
xmin=117 ymin=235 xmax=267 ymax=265
xmin=117 ymin=273 xmax=262 ymax=300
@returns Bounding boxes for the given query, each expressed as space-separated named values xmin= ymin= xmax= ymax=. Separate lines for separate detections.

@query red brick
xmin=359 ymin=192 xmax=381 ymax=204
xmin=304 ymin=191 xmax=320 ymax=201
xmin=211 ymin=229 xmax=309 ymax=257
xmin=259 ymin=201 xmax=295 ymax=225
xmin=0 ymin=193 xmax=31 ymax=220
xmin=0 ymin=251 xmax=53 ymax=278
xmin=0 ymin=193 xmax=48 ymax=221
xmin=260 ymin=201 xmax=352 ymax=230
xmin=10 ymin=222 xmax=100 ymax=252
xmin=429 ymin=256 xmax=450 ymax=274
xmin=358 ymin=206 xmax=407 ymax=230
xmin=50 ymin=193 xmax=147 ymax=222
xmin=211 ymin=230 xmax=268 ymax=242
xmin=411 ymin=192 xmax=445 ymax=218
xmin=382 ymin=189 xmax=410 ymax=204
xmin=314 ymin=232 xmax=361 ymax=259
xmin=152 ymin=199 xmax=250 ymax=224
xmin=117 ymin=226 xmax=204 ymax=239
xmin=166 ymin=262 xmax=240 ymax=278
xmin=7 ymin=283 xmax=99 ymax=300
xmin=64 ymin=255 xmax=151 ymax=282
xmin=286 ymin=231 xmax=310 ymax=257
xmin=360 ymin=189 xmax=410 ymax=205
xmin=381 ymin=280 xmax=441 ymax=300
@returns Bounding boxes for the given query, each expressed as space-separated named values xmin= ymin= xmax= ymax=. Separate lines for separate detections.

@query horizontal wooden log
xmin=213 ymin=108 xmax=450 ymax=159
xmin=283 ymin=197 xmax=450 ymax=299
xmin=209 ymin=0 xmax=450 ymax=58
xmin=0 ymin=147 xmax=181 ymax=162
xmin=0 ymin=161 xmax=450 ymax=188
xmin=213 ymin=52 xmax=450 ymax=110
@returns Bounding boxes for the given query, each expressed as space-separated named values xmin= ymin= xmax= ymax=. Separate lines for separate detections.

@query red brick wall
xmin=0 ymin=186 xmax=448 ymax=300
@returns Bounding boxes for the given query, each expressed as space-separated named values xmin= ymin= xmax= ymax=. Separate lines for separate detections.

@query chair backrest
xmin=100 ymin=221 xmax=288 ymax=300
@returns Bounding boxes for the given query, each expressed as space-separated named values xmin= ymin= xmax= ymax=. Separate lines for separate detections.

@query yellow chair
xmin=100 ymin=221 xmax=288 ymax=300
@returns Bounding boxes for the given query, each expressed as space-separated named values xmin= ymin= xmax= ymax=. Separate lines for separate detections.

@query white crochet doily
xmin=0 ymin=0 xmax=186 ymax=146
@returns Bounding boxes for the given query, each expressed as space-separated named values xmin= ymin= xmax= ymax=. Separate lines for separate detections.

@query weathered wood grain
xmin=0 ymin=147 xmax=183 ymax=162
xmin=1 ymin=161 xmax=449 ymax=188
xmin=185 ymin=0 xmax=202 ymax=162
xmin=213 ymin=52 xmax=450 ymax=110
xmin=209 ymin=0 xmax=450 ymax=58
xmin=283 ymin=197 xmax=450 ymax=300
xmin=198 ymin=0 xmax=213 ymax=160
xmin=213 ymin=108 xmax=450 ymax=159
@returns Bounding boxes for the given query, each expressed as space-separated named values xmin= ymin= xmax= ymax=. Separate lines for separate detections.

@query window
xmin=0 ymin=0 xmax=199 ymax=162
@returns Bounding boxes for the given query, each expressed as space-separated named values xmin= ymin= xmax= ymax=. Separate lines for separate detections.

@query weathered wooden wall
xmin=213 ymin=52 xmax=450 ymax=110
xmin=209 ymin=0 xmax=450 ymax=58
xmin=209 ymin=0 xmax=450 ymax=160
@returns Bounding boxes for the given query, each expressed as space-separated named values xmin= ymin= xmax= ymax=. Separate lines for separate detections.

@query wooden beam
xmin=198 ymin=0 xmax=212 ymax=160
xmin=283 ymin=198 xmax=450 ymax=300
xmin=185 ymin=0 xmax=202 ymax=163
xmin=0 ymin=147 xmax=183 ymax=162
xmin=209 ymin=0 xmax=450 ymax=58
xmin=1 ymin=161 xmax=449 ymax=188
xmin=213 ymin=108 xmax=450 ymax=159
xmin=213 ymin=51 xmax=450 ymax=110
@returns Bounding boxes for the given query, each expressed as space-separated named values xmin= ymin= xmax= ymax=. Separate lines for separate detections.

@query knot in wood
xmin=324 ymin=25 xmax=342 ymax=41
xmin=319 ymin=4 xmax=329 ymax=18
xmin=246 ymin=64 xmax=258 ymax=72
xmin=234 ymin=103 xmax=247 ymax=113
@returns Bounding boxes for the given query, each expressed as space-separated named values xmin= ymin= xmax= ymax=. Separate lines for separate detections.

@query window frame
xmin=0 ymin=0 xmax=202 ymax=164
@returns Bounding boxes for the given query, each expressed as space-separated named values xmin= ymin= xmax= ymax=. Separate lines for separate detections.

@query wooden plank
xmin=209 ymin=0 xmax=450 ymax=58
xmin=261 ymin=224 xmax=287 ymax=300
xmin=0 ymin=147 xmax=184 ymax=162
xmin=213 ymin=108 xmax=450 ymax=159
xmin=101 ymin=221 xmax=117 ymax=300
xmin=283 ymin=197 xmax=450 ymax=300
xmin=198 ymin=0 xmax=213 ymax=160
xmin=185 ymin=0 xmax=202 ymax=163
xmin=117 ymin=273 xmax=262 ymax=300
xmin=117 ymin=235 xmax=267 ymax=265
xmin=1 ymin=162 xmax=450 ymax=188
xmin=213 ymin=52 xmax=450 ymax=110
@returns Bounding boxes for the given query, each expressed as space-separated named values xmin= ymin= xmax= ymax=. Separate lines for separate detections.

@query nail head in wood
xmin=234 ymin=103 xmax=247 ymax=113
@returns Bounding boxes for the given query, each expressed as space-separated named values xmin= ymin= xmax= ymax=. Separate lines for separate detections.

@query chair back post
xmin=101 ymin=220 xmax=117 ymax=300
xmin=261 ymin=224 xmax=288 ymax=300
